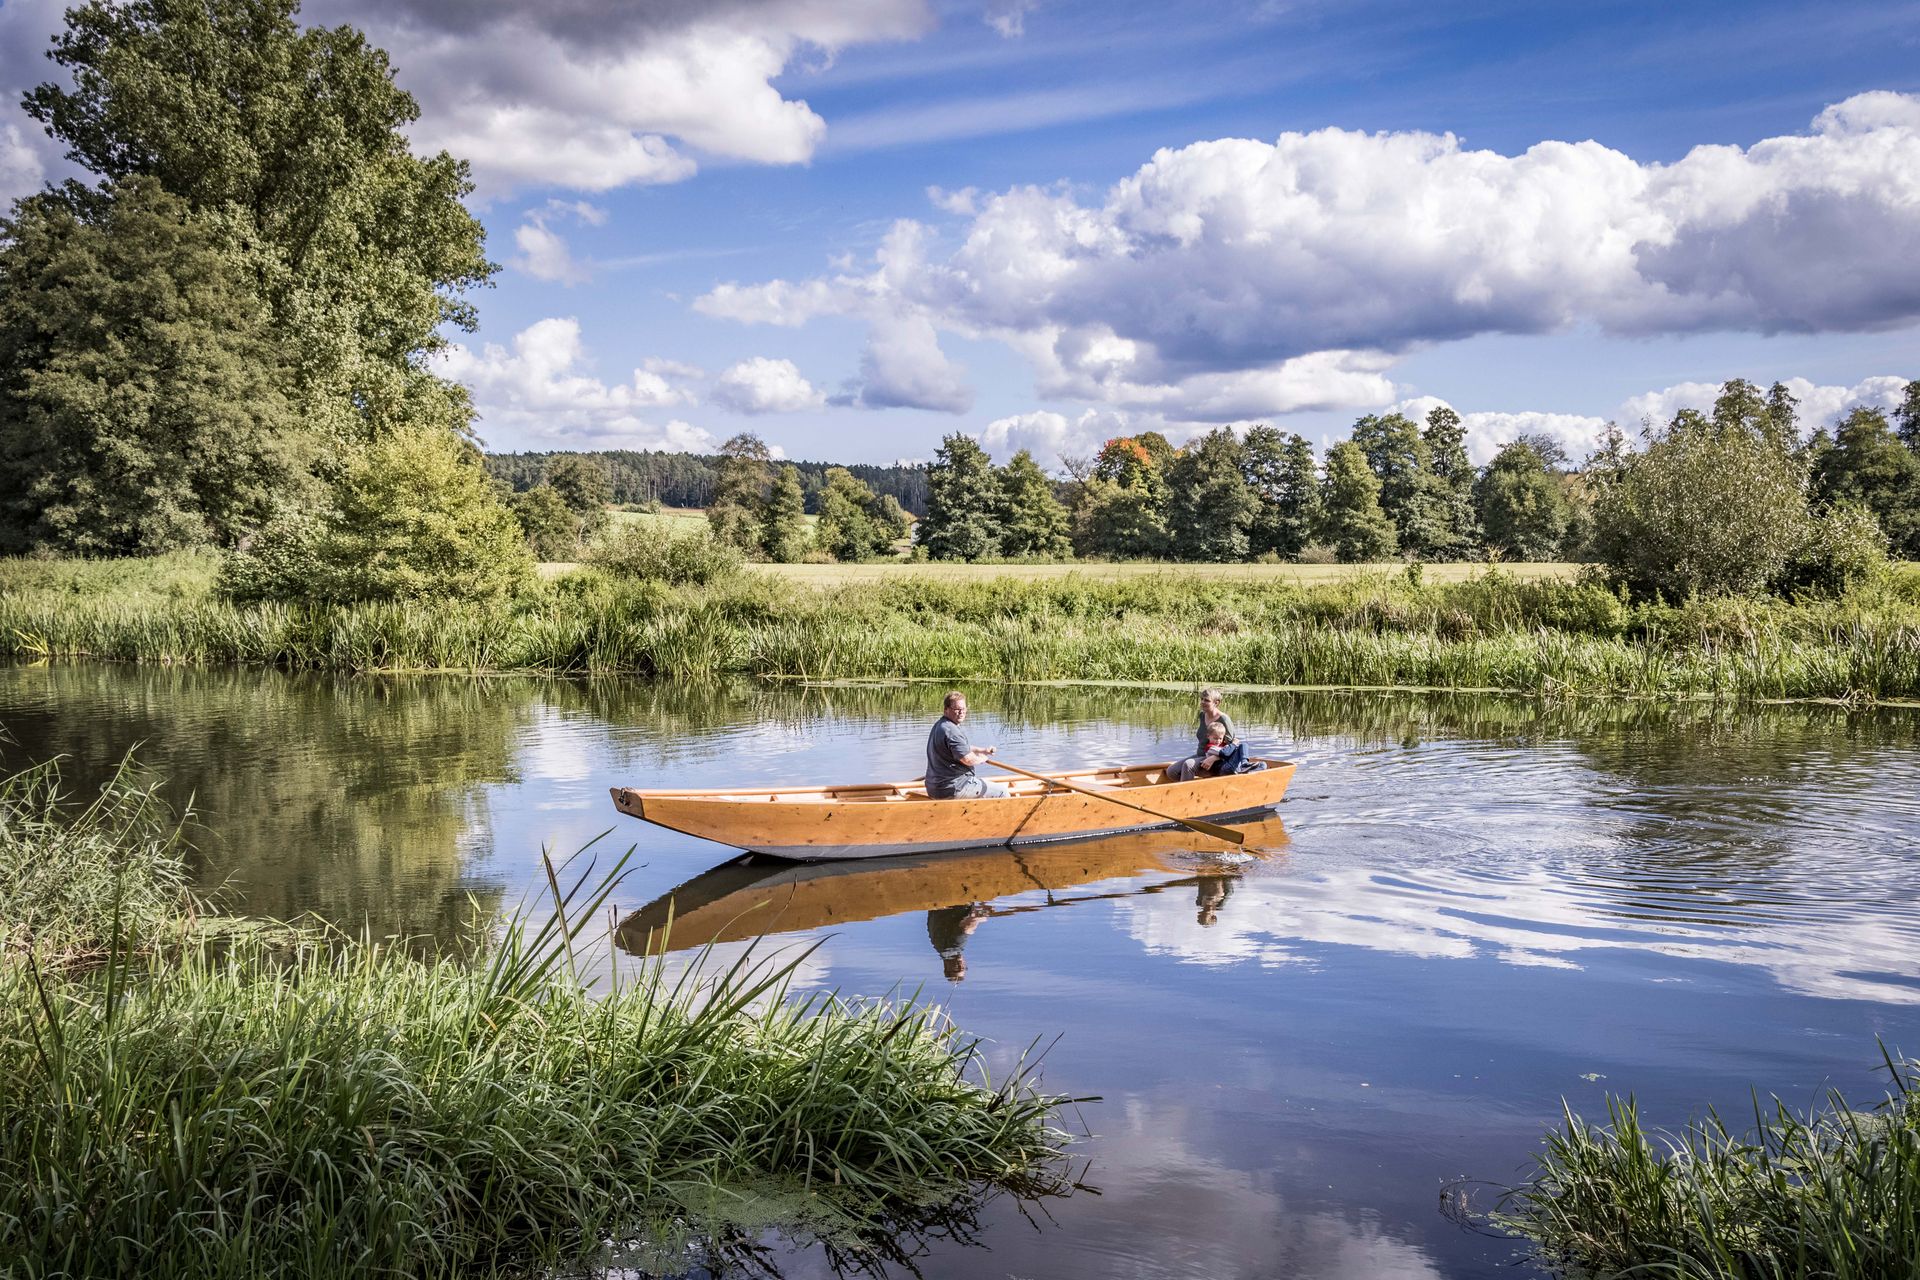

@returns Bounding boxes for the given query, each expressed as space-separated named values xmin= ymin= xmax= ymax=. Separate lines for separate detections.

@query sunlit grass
xmin=4 ymin=556 xmax=1918 ymax=701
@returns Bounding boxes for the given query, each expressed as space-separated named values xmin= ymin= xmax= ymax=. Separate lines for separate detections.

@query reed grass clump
xmin=0 ymin=752 xmax=193 ymax=961
xmin=1499 ymin=1054 xmax=1920 ymax=1280
xmin=0 ymin=788 xmax=1078 ymax=1279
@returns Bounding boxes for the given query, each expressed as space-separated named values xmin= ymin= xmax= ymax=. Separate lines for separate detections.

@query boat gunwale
xmin=614 ymin=758 xmax=1294 ymax=805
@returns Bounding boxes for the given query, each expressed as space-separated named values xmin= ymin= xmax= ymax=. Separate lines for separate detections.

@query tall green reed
xmin=1497 ymin=1050 xmax=1920 ymax=1280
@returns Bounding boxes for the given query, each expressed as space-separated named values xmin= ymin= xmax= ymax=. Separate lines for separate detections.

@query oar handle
xmin=986 ymin=759 xmax=1244 ymax=846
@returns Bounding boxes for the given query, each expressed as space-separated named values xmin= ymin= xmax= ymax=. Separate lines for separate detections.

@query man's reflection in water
xmin=1196 ymin=874 xmax=1233 ymax=926
xmin=926 ymin=902 xmax=993 ymax=981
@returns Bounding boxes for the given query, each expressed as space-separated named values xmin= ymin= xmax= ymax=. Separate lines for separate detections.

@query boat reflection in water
xmin=617 ymin=816 xmax=1290 ymax=982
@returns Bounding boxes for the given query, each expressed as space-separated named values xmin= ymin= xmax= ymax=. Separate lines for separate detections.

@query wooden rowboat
xmin=609 ymin=758 xmax=1296 ymax=861
xmin=616 ymin=814 xmax=1292 ymax=957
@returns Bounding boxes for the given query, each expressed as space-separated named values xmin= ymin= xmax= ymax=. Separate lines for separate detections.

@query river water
xmin=6 ymin=665 xmax=1920 ymax=1279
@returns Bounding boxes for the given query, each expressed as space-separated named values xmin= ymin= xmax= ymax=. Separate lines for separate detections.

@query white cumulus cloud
xmin=711 ymin=356 xmax=826 ymax=414
xmin=701 ymin=93 xmax=1920 ymax=421
xmin=509 ymin=199 xmax=607 ymax=284
xmin=309 ymin=0 xmax=932 ymax=195
xmin=435 ymin=317 xmax=709 ymax=450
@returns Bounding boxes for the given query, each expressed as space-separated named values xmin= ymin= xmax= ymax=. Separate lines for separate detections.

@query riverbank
xmin=0 ymin=752 xmax=1076 ymax=1278
xmin=3 ymin=554 xmax=1918 ymax=700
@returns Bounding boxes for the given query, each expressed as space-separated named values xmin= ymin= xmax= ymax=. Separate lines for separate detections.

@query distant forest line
xmin=486 ymin=449 xmax=931 ymax=516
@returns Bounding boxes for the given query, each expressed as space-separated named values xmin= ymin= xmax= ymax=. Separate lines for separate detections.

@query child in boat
xmin=1195 ymin=720 xmax=1231 ymax=776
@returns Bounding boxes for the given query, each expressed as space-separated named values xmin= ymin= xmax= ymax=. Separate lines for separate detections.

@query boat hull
xmin=616 ymin=813 xmax=1293 ymax=953
xmin=610 ymin=759 xmax=1295 ymax=860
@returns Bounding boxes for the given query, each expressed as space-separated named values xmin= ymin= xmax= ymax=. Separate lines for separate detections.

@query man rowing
xmin=926 ymin=691 xmax=1008 ymax=799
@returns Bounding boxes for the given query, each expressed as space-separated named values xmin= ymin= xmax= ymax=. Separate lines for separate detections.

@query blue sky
xmin=3 ymin=0 xmax=1917 ymax=465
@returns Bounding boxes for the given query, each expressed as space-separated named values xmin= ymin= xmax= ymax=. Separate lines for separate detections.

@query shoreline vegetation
xmin=1498 ymin=1055 xmax=1920 ymax=1280
xmin=0 ymin=754 xmax=1078 ymax=1278
xmin=4 ymin=552 xmax=1919 ymax=703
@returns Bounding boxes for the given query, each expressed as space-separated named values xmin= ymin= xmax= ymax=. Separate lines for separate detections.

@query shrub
xmin=1779 ymin=503 xmax=1889 ymax=598
xmin=587 ymin=521 xmax=744 ymax=586
xmin=511 ymin=484 xmax=580 ymax=562
xmin=1592 ymin=413 xmax=1811 ymax=598
xmin=218 ymin=429 xmax=534 ymax=604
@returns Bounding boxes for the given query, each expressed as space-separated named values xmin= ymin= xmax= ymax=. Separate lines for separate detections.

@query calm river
xmin=6 ymin=665 xmax=1920 ymax=1279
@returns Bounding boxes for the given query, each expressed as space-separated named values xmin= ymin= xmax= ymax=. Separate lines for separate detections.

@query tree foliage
xmin=707 ymin=433 xmax=772 ymax=554
xmin=1421 ymin=406 xmax=1480 ymax=558
xmin=221 ymin=427 xmax=531 ymax=602
xmin=1073 ymin=436 xmax=1170 ymax=559
xmin=22 ymin=0 xmax=493 ymax=442
xmin=1592 ymin=403 xmax=1812 ymax=598
xmin=1476 ymin=440 xmax=1570 ymax=561
xmin=762 ymin=464 xmax=811 ymax=563
xmin=542 ymin=455 xmax=612 ymax=540
xmin=919 ymin=434 xmax=1001 ymax=560
xmin=0 ymin=179 xmax=308 ymax=554
xmin=1318 ymin=442 xmax=1397 ymax=562
xmin=1810 ymin=408 xmax=1920 ymax=560
xmin=1165 ymin=429 xmax=1255 ymax=562
xmin=816 ymin=467 xmax=906 ymax=561
xmin=510 ymin=485 xmax=577 ymax=562
xmin=1241 ymin=426 xmax=1320 ymax=559
xmin=994 ymin=451 xmax=1072 ymax=559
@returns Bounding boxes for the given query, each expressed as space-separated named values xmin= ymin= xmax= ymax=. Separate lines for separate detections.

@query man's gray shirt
xmin=926 ymin=718 xmax=975 ymax=798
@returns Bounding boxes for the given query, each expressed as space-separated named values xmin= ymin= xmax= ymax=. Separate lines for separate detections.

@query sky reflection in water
xmin=4 ymin=667 xmax=1919 ymax=1279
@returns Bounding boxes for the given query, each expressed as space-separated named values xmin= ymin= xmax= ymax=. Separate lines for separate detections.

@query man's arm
xmin=960 ymin=744 xmax=996 ymax=766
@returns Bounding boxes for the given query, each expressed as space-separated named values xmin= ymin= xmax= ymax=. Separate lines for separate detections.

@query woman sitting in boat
xmin=1166 ymin=688 xmax=1237 ymax=782
xmin=926 ymin=692 xmax=1009 ymax=799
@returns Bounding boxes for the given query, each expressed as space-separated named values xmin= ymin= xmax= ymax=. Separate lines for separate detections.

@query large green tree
xmin=994 ymin=450 xmax=1072 ymax=559
xmin=707 ymin=433 xmax=772 ymax=553
xmin=0 ymin=179 xmax=308 ymax=553
xmin=1592 ymin=405 xmax=1812 ymax=598
xmin=918 ymin=434 xmax=1000 ymax=560
xmin=1073 ymin=435 xmax=1169 ymax=559
xmin=816 ymin=467 xmax=905 ymax=562
xmin=1318 ymin=441 xmax=1397 ymax=562
xmin=1165 ymin=429 xmax=1255 ymax=562
xmin=1475 ymin=440 xmax=1570 ymax=561
xmin=22 ymin=0 xmax=493 ymax=443
xmin=1240 ymin=426 xmax=1320 ymax=559
xmin=1421 ymin=406 xmax=1481 ymax=557
xmin=1810 ymin=407 xmax=1920 ymax=558
xmin=762 ymin=463 xmax=810 ymax=563
xmin=1349 ymin=411 xmax=1446 ymax=554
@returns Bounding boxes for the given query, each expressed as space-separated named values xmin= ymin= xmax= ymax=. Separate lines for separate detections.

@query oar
xmin=985 ymin=759 xmax=1245 ymax=846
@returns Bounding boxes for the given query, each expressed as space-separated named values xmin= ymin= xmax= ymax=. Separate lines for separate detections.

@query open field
xmin=538 ymin=557 xmax=1582 ymax=585
xmin=723 ymin=560 xmax=1573 ymax=586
